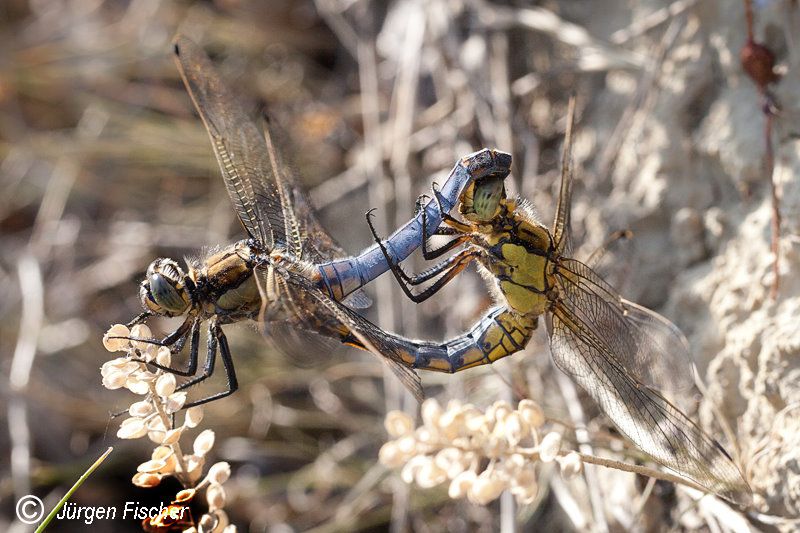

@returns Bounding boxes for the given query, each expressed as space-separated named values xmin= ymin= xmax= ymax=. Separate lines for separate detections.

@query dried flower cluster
xmin=380 ymin=399 xmax=583 ymax=505
xmin=103 ymin=324 xmax=236 ymax=533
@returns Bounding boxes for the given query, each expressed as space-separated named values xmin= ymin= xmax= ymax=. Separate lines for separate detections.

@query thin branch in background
xmin=555 ymin=371 xmax=609 ymax=533
xmin=9 ymin=255 xmax=44 ymax=501
xmin=740 ymin=0 xmax=782 ymax=300
xmin=596 ymin=17 xmax=682 ymax=180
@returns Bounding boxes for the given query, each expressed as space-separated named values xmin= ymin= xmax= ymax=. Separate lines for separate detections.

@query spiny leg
xmin=419 ymin=195 xmax=473 ymax=260
xmin=431 ymin=182 xmax=472 ymax=233
xmin=125 ymin=311 xmax=153 ymax=328
xmin=140 ymin=318 xmax=202 ymax=377
xmin=370 ymin=226 xmax=481 ymax=303
xmin=585 ymin=229 xmax=632 ymax=269
xmin=118 ymin=316 xmax=204 ymax=377
xmin=180 ymin=320 xmax=238 ymax=408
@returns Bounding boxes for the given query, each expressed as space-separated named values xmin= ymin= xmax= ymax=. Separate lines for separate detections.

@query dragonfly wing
xmin=267 ymin=320 xmax=340 ymax=368
xmin=305 ymin=286 xmax=423 ymax=401
xmin=548 ymin=302 xmax=751 ymax=504
xmin=173 ymin=36 xmax=289 ymax=250
xmin=619 ymin=298 xmax=695 ymax=392
xmin=255 ymin=265 xmax=422 ymax=400
xmin=552 ymin=97 xmax=577 ymax=256
xmin=555 ymin=258 xmax=694 ymax=392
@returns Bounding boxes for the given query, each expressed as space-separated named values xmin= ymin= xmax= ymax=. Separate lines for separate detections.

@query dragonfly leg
xmin=125 ymin=311 xmax=153 ymax=328
xmin=431 ymin=182 xmax=472 ymax=233
xmin=180 ymin=320 xmax=238 ymax=408
xmin=139 ymin=318 xmax=202 ymax=377
xmin=419 ymin=199 xmax=472 ymax=260
xmin=585 ymin=229 xmax=633 ymax=269
xmin=366 ymin=208 xmax=480 ymax=301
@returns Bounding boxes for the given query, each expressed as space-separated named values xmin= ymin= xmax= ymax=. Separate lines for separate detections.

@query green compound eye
xmin=472 ymin=177 xmax=504 ymax=220
xmin=148 ymin=272 xmax=187 ymax=313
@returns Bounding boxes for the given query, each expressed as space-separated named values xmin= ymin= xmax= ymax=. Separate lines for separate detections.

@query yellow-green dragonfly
xmin=120 ymin=36 xmax=511 ymax=407
xmin=364 ymin=99 xmax=752 ymax=504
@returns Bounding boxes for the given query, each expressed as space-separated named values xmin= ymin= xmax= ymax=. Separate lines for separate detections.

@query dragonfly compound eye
xmin=469 ymin=176 xmax=505 ymax=221
xmin=140 ymin=259 xmax=190 ymax=316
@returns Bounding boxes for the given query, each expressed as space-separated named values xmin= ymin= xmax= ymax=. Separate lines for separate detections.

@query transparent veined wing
xmin=547 ymin=268 xmax=751 ymax=504
xmin=255 ymin=265 xmax=423 ymax=400
xmin=555 ymin=258 xmax=694 ymax=392
xmin=173 ymin=36 xmax=292 ymax=253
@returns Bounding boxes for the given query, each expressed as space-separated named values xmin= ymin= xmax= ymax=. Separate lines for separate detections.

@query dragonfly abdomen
xmin=386 ymin=307 xmax=538 ymax=373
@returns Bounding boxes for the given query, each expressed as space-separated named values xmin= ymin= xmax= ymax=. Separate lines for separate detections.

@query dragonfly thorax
xmin=140 ymin=258 xmax=192 ymax=317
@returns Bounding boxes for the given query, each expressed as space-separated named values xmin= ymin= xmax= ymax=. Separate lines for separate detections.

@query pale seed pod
xmin=539 ymin=432 xmax=562 ymax=463
xmin=469 ymin=470 xmax=507 ymax=505
xmin=129 ymin=400 xmax=155 ymax=418
xmin=165 ymin=392 xmax=187 ymax=413
xmin=414 ymin=427 xmax=433 ymax=444
xmin=395 ymin=435 xmax=417 ymax=455
xmin=101 ymin=358 xmax=134 ymax=377
xmin=502 ymin=412 xmax=527 ymax=447
xmin=147 ymin=430 xmax=167 ymax=444
xmin=198 ymin=513 xmax=216 ymax=533
xmin=211 ymin=510 xmax=230 ymax=532
xmin=102 ymin=370 xmax=128 ymax=390
xmin=162 ymin=427 xmax=184 ymax=445
xmin=378 ymin=442 xmax=405 ymax=468
xmin=401 ymin=456 xmax=431 ymax=485
xmin=421 ymin=398 xmax=443 ymax=428
xmin=488 ymin=400 xmax=512 ymax=424
xmin=103 ymin=324 xmax=131 ymax=352
xmin=155 ymin=373 xmax=177 ymax=398
xmin=184 ymin=455 xmax=206 ymax=484
xmin=131 ymin=472 xmax=162 ymax=488
xmin=184 ymin=406 xmax=204 ymax=428
xmin=448 ymin=469 xmax=477 ymax=499
xmin=175 ymin=488 xmax=196 ymax=503
xmin=208 ymin=462 xmax=232 ymax=484
xmin=463 ymin=408 xmax=487 ymax=433
xmin=125 ymin=376 xmax=151 ymax=395
xmin=221 ymin=525 xmax=237 ymax=533
xmin=151 ymin=446 xmax=173 ymax=461
xmin=384 ymin=411 xmax=414 ymax=437
xmin=117 ymin=417 xmax=147 ymax=439
xmin=137 ymin=459 xmax=168 ymax=474
xmin=557 ymin=451 xmax=583 ymax=479
xmin=438 ymin=408 xmax=464 ymax=440
xmin=433 ymin=446 xmax=457 ymax=468
xmin=156 ymin=346 xmax=172 ymax=366
xmin=130 ymin=324 xmax=152 ymax=350
xmin=194 ymin=429 xmax=216 ymax=456
xmin=415 ymin=461 xmax=448 ymax=489
xmin=518 ymin=399 xmax=545 ymax=428
xmin=206 ymin=482 xmax=227 ymax=511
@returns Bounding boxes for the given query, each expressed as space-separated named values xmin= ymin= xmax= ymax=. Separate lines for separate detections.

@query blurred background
xmin=1 ymin=0 xmax=799 ymax=531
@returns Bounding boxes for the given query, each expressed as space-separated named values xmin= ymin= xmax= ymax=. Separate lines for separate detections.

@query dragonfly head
xmin=140 ymin=259 xmax=191 ymax=317
xmin=459 ymin=173 xmax=508 ymax=223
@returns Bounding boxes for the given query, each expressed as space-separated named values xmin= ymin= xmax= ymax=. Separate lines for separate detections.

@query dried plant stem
xmin=147 ymin=380 xmax=190 ymax=486
xmin=765 ymin=110 xmax=781 ymax=300
xmin=570 ymin=452 xmax=707 ymax=494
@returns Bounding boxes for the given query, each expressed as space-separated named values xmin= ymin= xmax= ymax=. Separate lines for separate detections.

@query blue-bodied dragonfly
xmin=118 ymin=36 xmax=509 ymax=407
xmin=361 ymin=99 xmax=752 ymax=504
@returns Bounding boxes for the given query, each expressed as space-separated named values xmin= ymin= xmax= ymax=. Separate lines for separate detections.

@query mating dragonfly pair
xmin=118 ymin=36 xmax=751 ymax=504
